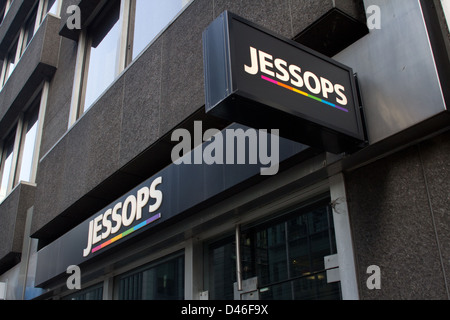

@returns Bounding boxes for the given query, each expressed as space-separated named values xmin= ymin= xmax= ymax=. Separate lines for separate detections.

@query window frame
xmin=0 ymin=35 xmax=20 ymax=88
xmin=0 ymin=1 xmax=48 ymax=89
xmin=68 ymin=0 xmax=193 ymax=127
xmin=0 ymin=0 xmax=12 ymax=25
xmin=68 ymin=0 xmax=127 ymax=126
xmin=114 ymin=250 xmax=185 ymax=300
xmin=204 ymin=196 xmax=340 ymax=300
xmin=0 ymin=82 xmax=49 ymax=203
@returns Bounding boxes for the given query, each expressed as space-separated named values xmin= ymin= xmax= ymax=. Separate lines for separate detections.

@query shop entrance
xmin=206 ymin=198 xmax=341 ymax=300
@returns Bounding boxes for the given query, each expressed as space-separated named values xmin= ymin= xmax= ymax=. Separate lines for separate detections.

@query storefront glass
xmin=117 ymin=253 xmax=184 ymax=300
xmin=207 ymin=199 xmax=341 ymax=300
xmin=63 ymin=283 xmax=103 ymax=300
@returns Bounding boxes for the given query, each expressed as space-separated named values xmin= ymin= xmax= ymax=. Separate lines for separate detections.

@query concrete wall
xmin=346 ymin=130 xmax=450 ymax=299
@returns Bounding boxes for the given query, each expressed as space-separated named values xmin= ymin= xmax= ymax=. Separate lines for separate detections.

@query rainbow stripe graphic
xmin=91 ymin=213 xmax=162 ymax=254
xmin=260 ymin=75 xmax=349 ymax=113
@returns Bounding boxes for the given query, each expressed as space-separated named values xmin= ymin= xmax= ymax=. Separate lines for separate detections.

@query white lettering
xmin=275 ymin=58 xmax=289 ymax=82
xmin=335 ymin=84 xmax=348 ymax=106
xmin=149 ymin=177 xmax=163 ymax=213
xmin=122 ymin=195 xmax=137 ymax=227
xmin=243 ymin=46 xmax=349 ymax=106
xmin=244 ymin=47 xmax=259 ymax=75
xmin=289 ymin=65 xmax=303 ymax=87
xmin=83 ymin=176 xmax=164 ymax=257
xmin=259 ymin=50 xmax=274 ymax=77
xmin=101 ymin=209 xmax=112 ymax=240
xmin=93 ymin=214 xmax=103 ymax=245
xmin=303 ymin=71 xmax=321 ymax=95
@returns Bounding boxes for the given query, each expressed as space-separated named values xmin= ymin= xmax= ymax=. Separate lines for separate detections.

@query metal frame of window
xmin=0 ymin=0 xmax=56 ymax=89
xmin=114 ymin=250 xmax=185 ymax=300
xmin=205 ymin=194 xmax=340 ymax=300
xmin=68 ymin=0 xmax=193 ymax=128
xmin=0 ymin=82 xmax=49 ymax=203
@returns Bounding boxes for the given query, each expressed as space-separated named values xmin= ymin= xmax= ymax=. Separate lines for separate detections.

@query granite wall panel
xmin=346 ymin=131 xmax=450 ymax=299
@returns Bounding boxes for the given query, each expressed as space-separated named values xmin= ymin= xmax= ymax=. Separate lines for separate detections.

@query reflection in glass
xmin=3 ymin=39 xmax=18 ymax=87
xmin=84 ymin=4 xmax=121 ymax=112
xmin=0 ymin=131 xmax=15 ymax=202
xmin=118 ymin=254 xmax=184 ymax=300
xmin=131 ymin=0 xmax=187 ymax=60
xmin=207 ymin=201 xmax=341 ymax=300
xmin=47 ymin=0 xmax=59 ymax=15
xmin=18 ymin=106 xmax=39 ymax=183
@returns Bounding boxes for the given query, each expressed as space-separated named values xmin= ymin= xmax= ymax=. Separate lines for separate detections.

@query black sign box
xmin=203 ymin=11 xmax=366 ymax=154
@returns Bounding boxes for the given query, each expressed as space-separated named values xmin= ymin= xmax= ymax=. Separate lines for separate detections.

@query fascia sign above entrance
xmin=203 ymin=11 xmax=367 ymax=154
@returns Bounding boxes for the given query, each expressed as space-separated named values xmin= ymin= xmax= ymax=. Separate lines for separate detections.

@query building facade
xmin=0 ymin=0 xmax=448 ymax=300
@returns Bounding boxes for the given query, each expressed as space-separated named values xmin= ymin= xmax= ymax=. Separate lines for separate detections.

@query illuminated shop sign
xmin=35 ymin=122 xmax=306 ymax=286
xmin=83 ymin=177 xmax=163 ymax=257
xmin=203 ymin=11 xmax=366 ymax=154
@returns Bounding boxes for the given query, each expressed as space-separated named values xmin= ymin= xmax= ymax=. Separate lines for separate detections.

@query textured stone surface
xmin=419 ymin=130 xmax=450 ymax=298
xmin=120 ymin=37 xmax=162 ymax=167
xmin=346 ymin=134 xmax=450 ymax=299
xmin=0 ymin=15 xmax=60 ymax=138
xmin=0 ymin=184 xmax=35 ymax=262
xmin=40 ymin=37 xmax=77 ymax=157
xmin=214 ymin=0 xmax=293 ymax=38
xmin=159 ymin=0 xmax=213 ymax=135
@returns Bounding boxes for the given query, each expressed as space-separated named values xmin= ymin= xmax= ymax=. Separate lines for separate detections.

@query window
xmin=116 ymin=253 xmax=184 ymax=300
xmin=46 ymin=0 xmax=61 ymax=17
xmin=63 ymin=283 xmax=103 ymax=300
xmin=0 ymin=1 xmax=7 ymax=25
xmin=0 ymin=86 xmax=47 ymax=203
xmin=83 ymin=0 xmax=122 ymax=112
xmin=1 ymin=38 xmax=19 ymax=87
xmin=0 ymin=130 xmax=16 ymax=202
xmin=207 ymin=199 xmax=341 ymax=300
xmin=69 ymin=0 xmax=191 ymax=125
xmin=17 ymin=102 xmax=40 ymax=183
xmin=129 ymin=0 xmax=189 ymax=61
xmin=20 ymin=4 xmax=39 ymax=55
xmin=0 ymin=0 xmax=12 ymax=25
xmin=0 ymin=3 xmax=41 ymax=88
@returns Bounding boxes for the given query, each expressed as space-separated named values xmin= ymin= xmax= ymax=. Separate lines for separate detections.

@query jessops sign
xmin=203 ymin=12 xmax=366 ymax=154
xmin=35 ymin=123 xmax=305 ymax=287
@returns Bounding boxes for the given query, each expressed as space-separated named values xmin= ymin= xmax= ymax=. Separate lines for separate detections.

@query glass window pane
xmin=47 ymin=0 xmax=58 ymax=15
xmin=3 ymin=39 xmax=18 ymax=86
xmin=0 ymin=131 xmax=16 ymax=202
xmin=132 ymin=0 xmax=187 ymax=60
xmin=118 ymin=254 xmax=184 ymax=300
xmin=63 ymin=283 xmax=103 ymax=300
xmin=207 ymin=200 xmax=340 ymax=300
xmin=208 ymin=238 xmax=236 ymax=300
xmin=18 ymin=105 xmax=39 ymax=183
xmin=84 ymin=3 xmax=121 ymax=112
xmin=23 ymin=6 xmax=38 ymax=52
